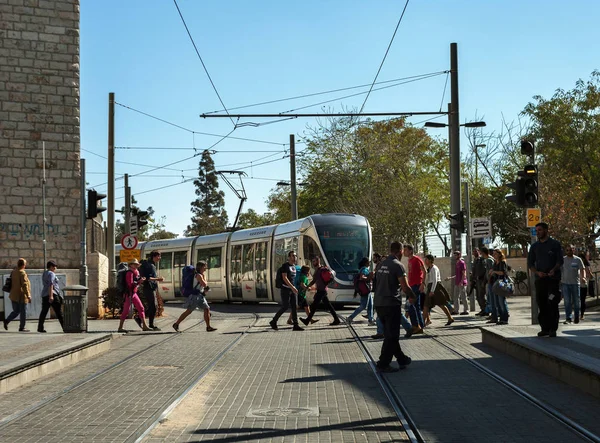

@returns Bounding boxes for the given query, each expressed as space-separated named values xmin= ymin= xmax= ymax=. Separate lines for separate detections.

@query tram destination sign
xmin=471 ymin=217 xmax=492 ymax=239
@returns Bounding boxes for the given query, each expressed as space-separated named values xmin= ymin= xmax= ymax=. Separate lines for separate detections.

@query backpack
xmin=181 ymin=265 xmax=198 ymax=297
xmin=320 ymin=267 xmax=334 ymax=285
xmin=353 ymin=273 xmax=370 ymax=296
xmin=275 ymin=264 xmax=284 ymax=289
xmin=116 ymin=263 xmax=129 ymax=295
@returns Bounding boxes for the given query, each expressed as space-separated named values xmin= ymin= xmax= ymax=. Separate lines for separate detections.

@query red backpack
xmin=320 ymin=267 xmax=334 ymax=285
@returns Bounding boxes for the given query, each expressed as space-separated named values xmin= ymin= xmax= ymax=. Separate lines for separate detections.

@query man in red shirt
xmin=404 ymin=244 xmax=426 ymax=332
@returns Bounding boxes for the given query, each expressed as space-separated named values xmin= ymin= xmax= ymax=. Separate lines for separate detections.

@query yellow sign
xmin=119 ymin=249 xmax=141 ymax=263
xmin=526 ymin=208 xmax=541 ymax=227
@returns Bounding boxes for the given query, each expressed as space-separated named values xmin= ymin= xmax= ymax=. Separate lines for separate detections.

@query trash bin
xmin=62 ymin=285 xmax=88 ymax=333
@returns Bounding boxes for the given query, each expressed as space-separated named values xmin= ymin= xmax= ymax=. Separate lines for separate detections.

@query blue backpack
xmin=181 ymin=265 xmax=198 ymax=297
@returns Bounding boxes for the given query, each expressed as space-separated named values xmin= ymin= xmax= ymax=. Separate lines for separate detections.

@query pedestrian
xmin=471 ymin=248 xmax=488 ymax=316
xmin=299 ymin=256 xmax=340 ymax=327
xmin=139 ymin=250 xmax=164 ymax=331
xmin=404 ymin=244 xmax=425 ymax=332
xmin=118 ymin=259 xmax=151 ymax=333
xmin=347 ymin=257 xmax=374 ymax=325
xmin=38 ymin=260 xmax=64 ymax=333
xmin=447 ymin=251 xmax=469 ymax=315
xmin=528 ymin=222 xmax=564 ymax=338
xmin=270 ymin=251 xmax=303 ymax=331
xmin=579 ymin=251 xmax=592 ymax=320
xmin=373 ymin=241 xmax=413 ymax=372
xmin=287 ymin=266 xmax=317 ymax=325
xmin=490 ymin=249 xmax=510 ymax=325
xmin=4 ymin=258 xmax=31 ymax=332
xmin=173 ymin=261 xmax=217 ymax=332
xmin=561 ymin=245 xmax=585 ymax=324
xmin=481 ymin=247 xmax=496 ymax=322
xmin=422 ymin=255 xmax=454 ymax=326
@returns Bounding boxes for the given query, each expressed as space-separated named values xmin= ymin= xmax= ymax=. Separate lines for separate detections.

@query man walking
xmin=448 ymin=251 xmax=469 ymax=315
xmin=373 ymin=241 xmax=414 ymax=373
xmin=528 ymin=222 xmax=564 ymax=337
xmin=561 ymin=245 xmax=585 ymax=324
xmin=471 ymin=248 xmax=488 ymax=316
xmin=270 ymin=251 xmax=303 ymax=331
xmin=300 ymin=256 xmax=340 ymax=326
xmin=404 ymin=244 xmax=425 ymax=332
xmin=139 ymin=251 xmax=164 ymax=331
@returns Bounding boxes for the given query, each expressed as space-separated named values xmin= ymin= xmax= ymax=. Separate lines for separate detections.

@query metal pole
xmin=463 ymin=181 xmax=475 ymax=312
xmin=42 ymin=141 xmax=47 ymax=267
xmin=80 ymin=159 xmax=88 ymax=287
xmin=530 ymin=231 xmax=538 ymax=324
xmin=290 ymin=134 xmax=298 ymax=221
xmin=124 ymin=174 xmax=130 ymax=234
xmin=107 ymin=92 xmax=116 ymax=286
xmin=450 ymin=43 xmax=461 ymax=254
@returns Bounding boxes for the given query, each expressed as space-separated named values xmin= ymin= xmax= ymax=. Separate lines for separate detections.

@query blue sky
xmin=80 ymin=1 xmax=600 ymax=237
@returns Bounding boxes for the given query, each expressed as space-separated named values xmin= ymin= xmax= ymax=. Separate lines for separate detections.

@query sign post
xmin=470 ymin=217 xmax=492 ymax=239
xmin=527 ymin=208 xmax=541 ymax=325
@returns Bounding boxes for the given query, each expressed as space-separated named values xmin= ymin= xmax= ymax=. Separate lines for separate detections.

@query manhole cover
xmin=246 ymin=407 xmax=319 ymax=418
xmin=140 ymin=365 xmax=183 ymax=370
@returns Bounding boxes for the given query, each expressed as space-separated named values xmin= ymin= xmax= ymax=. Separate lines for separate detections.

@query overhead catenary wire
xmin=172 ymin=0 xmax=235 ymax=127
xmin=358 ymin=0 xmax=411 ymax=114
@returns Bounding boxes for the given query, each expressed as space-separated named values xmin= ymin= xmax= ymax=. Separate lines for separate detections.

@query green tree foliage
xmin=293 ymin=117 xmax=450 ymax=253
xmin=115 ymin=203 xmax=178 ymax=243
xmin=185 ymin=150 xmax=228 ymax=236
xmin=237 ymin=208 xmax=275 ymax=229
xmin=523 ymin=71 xmax=600 ymax=247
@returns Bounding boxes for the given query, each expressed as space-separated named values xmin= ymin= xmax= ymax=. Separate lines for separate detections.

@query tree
xmin=237 ymin=208 xmax=275 ymax=229
xmin=185 ymin=150 xmax=228 ymax=236
xmin=115 ymin=201 xmax=178 ymax=243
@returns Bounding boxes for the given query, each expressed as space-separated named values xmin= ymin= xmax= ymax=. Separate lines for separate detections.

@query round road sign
xmin=121 ymin=234 xmax=138 ymax=250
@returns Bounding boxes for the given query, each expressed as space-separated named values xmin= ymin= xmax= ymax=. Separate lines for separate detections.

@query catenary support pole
xmin=290 ymin=134 xmax=298 ymax=221
xmin=463 ymin=181 xmax=475 ymax=312
xmin=124 ymin=174 xmax=130 ymax=235
xmin=80 ymin=158 xmax=87 ymax=287
xmin=107 ymin=92 xmax=116 ymax=286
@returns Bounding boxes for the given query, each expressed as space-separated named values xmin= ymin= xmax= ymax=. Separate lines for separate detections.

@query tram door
xmin=255 ymin=241 xmax=268 ymax=299
xmin=230 ymin=245 xmax=243 ymax=299
xmin=240 ymin=243 xmax=257 ymax=301
xmin=173 ymin=251 xmax=187 ymax=297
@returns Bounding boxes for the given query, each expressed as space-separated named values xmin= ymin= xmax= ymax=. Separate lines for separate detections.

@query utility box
xmin=62 ymin=285 xmax=88 ymax=333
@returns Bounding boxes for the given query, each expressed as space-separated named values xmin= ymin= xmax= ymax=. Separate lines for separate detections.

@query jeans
xmin=375 ymin=305 xmax=408 ymax=367
xmin=6 ymin=300 xmax=27 ymax=330
xmin=487 ymin=283 xmax=497 ymax=320
xmin=273 ymin=287 xmax=298 ymax=325
xmin=476 ymin=280 xmax=487 ymax=311
xmin=535 ymin=278 xmax=561 ymax=333
xmin=495 ymin=293 xmax=509 ymax=322
xmin=408 ymin=284 xmax=424 ymax=328
xmin=305 ymin=290 xmax=338 ymax=322
xmin=348 ymin=294 xmax=373 ymax=322
xmin=143 ymin=287 xmax=157 ymax=327
xmin=453 ymin=284 xmax=469 ymax=313
xmin=38 ymin=297 xmax=64 ymax=331
xmin=562 ymin=283 xmax=580 ymax=320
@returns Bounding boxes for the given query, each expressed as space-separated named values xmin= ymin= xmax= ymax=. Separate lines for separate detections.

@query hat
xmin=128 ymin=259 xmax=140 ymax=266
xmin=47 ymin=260 xmax=57 ymax=268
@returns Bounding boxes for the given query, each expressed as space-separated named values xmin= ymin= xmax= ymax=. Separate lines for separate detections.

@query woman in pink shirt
xmin=118 ymin=259 xmax=151 ymax=333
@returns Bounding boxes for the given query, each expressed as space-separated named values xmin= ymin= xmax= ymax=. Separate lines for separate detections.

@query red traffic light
xmin=521 ymin=140 xmax=534 ymax=156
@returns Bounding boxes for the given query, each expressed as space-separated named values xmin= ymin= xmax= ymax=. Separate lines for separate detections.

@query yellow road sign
xmin=526 ymin=208 xmax=541 ymax=227
xmin=119 ymin=249 xmax=141 ymax=263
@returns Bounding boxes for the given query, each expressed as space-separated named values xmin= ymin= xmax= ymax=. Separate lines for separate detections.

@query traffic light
xmin=521 ymin=140 xmax=535 ymax=156
xmin=505 ymin=176 xmax=525 ymax=207
xmin=87 ymin=189 xmax=106 ymax=219
xmin=136 ymin=210 xmax=149 ymax=230
xmin=449 ymin=211 xmax=466 ymax=233
xmin=522 ymin=164 xmax=538 ymax=207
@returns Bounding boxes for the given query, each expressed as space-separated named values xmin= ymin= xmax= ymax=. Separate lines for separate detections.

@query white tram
xmin=115 ymin=213 xmax=372 ymax=306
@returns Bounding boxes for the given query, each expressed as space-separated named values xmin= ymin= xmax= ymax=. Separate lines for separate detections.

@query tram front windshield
xmin=315 ymin=224 xmax=369 ymax=277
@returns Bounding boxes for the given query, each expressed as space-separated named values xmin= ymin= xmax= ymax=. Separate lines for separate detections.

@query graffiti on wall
xmin=0 ymin=223 xmax=73 ymax=239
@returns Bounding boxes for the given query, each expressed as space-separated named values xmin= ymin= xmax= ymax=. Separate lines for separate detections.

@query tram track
xmin=347 ymin=320 xmax=600 ymax=443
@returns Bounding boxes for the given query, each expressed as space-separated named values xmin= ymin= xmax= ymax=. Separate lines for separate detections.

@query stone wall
xmin=0 ymin=0 xmax=81 ymax=269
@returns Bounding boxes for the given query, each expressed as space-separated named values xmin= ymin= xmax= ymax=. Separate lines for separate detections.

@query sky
xmin=80 ymin=0 xmax=600 ymax=240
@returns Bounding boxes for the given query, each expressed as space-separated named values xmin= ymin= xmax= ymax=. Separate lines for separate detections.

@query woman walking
xmin=4 ymin=258 xmax=32 ymax=332
xmin=579 ymin=251 xmax=592 ymax=320
xmin=118 ymin=259 xmax=151 ymax=333
xmin=173 ymin=261 xmax=217 ymax=332
xmin=38 ymin=260 xmax=65 ymax=333
xmin=347 ymin=257 xmax=374 ymax=324
xmin=490 ymin=250 xmax=510 ymax=325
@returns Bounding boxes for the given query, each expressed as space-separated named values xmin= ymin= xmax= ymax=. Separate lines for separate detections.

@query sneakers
xmin=486 ymin=318 xmax=498 ymax=324
xmin=292 ymin=325 xmax=304 ymax=331
xmin=371 ymin=333 xmax=384 ymax=339
xmin=475 ymin=311 xmax=487 ymax=316
xmin=404 ymin=328 xmax=413 ymax=339
xmin=563 ymin=319 xmax=572 ymax=325
xmin=206 ymin=326 xmax=217 ymax=332
xmin=37 ymin=329 xmax=47 ymax=333
xmin=460 ymin=311 xmax=469 ymax=316
xmin=397 ymin=355 xmax=412 ymax=369
xmin=172 ymin=323 xmax=179 ymax=332
xmin=19 ymin=328 xmax=30 ymax=332
xmin=377 ymin=364 xmax=400 ymax=373
xmin=118 ymin=328 xmax=128 ymax=333
xmin=574 ymin=316 xmax=580 ymax=324
xmin=537 ymin=330 xmax=549 ymax=337
xmin=299 ymin=318 xmax=309 ymax=326
xmin=151 ymin=326 xmax=161 ymax=331
xmin=269 ymin=320 xmax=278 ymax=330
xmin=549 ymin=330 xmax=557 ymax=337
xmin=496 ymin=320 xmax=508 ymax=325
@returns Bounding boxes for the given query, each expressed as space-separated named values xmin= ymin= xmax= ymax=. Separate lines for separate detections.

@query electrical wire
xmin=115 ymin=146 xmax=286 ymax=153
xmin=114 ymin=102 xmax=285 ymax=146
xmin=359 ymin=0 xmax=411 ymax=114
xmin=203 ymin=70 xmax=447 ymax=115
xmin=173 ymin=0 xmax=235 ymax=127
xmin=439 ymin=71 xmax=450 ymax=112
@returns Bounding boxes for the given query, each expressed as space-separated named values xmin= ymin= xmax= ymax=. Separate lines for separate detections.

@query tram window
xmin=274 ymin=239 xmax=286 ymax=268
xmin=173 ymin=251 xmax=187 ymax=293
xmin=303 ymin=236 xmax=320 ymax=264
xmin=231 ymin=245 xmax=242 ymax=298
xmin=242 ymin=244 xmax=255 ymax=280
xmin=197 ymin=247 xmax=222 ymax=281
xmin=158 ymin=252 xmax=173 ymax=282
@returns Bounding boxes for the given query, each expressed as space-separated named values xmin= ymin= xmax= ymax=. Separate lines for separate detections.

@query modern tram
xmin=115 ymin=213 xmax=372 ymax=306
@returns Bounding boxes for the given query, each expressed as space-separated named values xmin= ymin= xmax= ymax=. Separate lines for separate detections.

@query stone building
xmin=0 ymin=0 xmax=81 ymax=270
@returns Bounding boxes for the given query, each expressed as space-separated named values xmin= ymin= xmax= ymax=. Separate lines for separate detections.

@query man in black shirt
xmin=300 ymin=256 xmax=340 ymax=327
xmin=374 ymin=241 xmax=414 ymax=372
xmin=270 ymin=251 xmax=303 ymax=331
xmin=528 ymin=223 xmax=564 ymax=337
